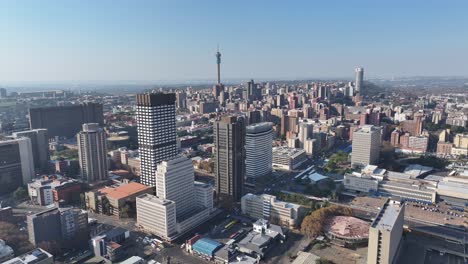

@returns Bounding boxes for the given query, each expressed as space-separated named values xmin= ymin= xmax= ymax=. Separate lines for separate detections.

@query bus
xmin=224 ymin=220 xmax=238 ymax=230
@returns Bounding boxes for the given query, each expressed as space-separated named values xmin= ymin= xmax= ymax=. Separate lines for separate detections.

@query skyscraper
xmin=245 ymin=122 xmax=273 ymax=180
xmin=351 ymin=125 xmax=381 ymax=166
xmin=29 ymin=102 xmax=103 ymax=138
xmin=156 ymin=156 xmax=194 ymax=218
xmin=77 ymin=123 xmax=108 ymax=183
xmin=214 ymin=116 xmax=245 ymax=208
xmin=355 ymin=67 xmax=364 ymax=94
xmin=0 ymin=138 xmax=34 ymax=195
xmin=136 ymin=93 xmax=177 ymax=187
xmin=12 ymin=129 xmax=49 ymax=173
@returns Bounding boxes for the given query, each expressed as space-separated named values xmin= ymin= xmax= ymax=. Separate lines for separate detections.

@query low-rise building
xmin=237 ymin=219 xmax=285 ymax=259
xmin=3 ymin=248 xmax=53 ymax=264
xmin=85 ymin=182 xmax=152 ymax=217
xmin=90 ymin=227 xmax=130 ymax=262
xmin=28 ymin=177 xmax=81 ymax=206
xmin=0 ymin=239 xmax=14 ymax=262
xmin=344 ymin=173 xmax=379 ymax=193
xmin=241 ymin=193 xmax=305 ymax=228
xmin=272 ymin=147 xmax=307 ymax=171
xmin=192 ymin=238 xmax=223 ymax=261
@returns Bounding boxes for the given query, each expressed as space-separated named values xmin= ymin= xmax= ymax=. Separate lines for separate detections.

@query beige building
xmin=351 ymin=125 xmax=381 ymax=166
xmin=85 ymin=182 xmax=152 ymax=217
xmin=241 ymin=193 xmax=305 ymax=228
xmin=136 ymin=194 xmax=177 ymax=239
xmin=77 ymin=123 xmax=108 ymax=183
xmin=367 ymin=199 xmax=405 ymax=264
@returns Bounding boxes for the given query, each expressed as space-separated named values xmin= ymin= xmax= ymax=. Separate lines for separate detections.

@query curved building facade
xmin=245 ymin=122 xmax=273 ymax=179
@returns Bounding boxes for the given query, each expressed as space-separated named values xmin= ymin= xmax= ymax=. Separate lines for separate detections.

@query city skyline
xmin=1 ymin=0 xmax=468 ymax=84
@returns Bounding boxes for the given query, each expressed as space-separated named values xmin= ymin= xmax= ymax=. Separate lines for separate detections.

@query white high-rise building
xmin=351 ymin=125 xmax=381 ymax=167
xmin=77 ymin=123 xmax=108 ymax=183
xmin=156 ymin=156 xmax=194 ymax=218
xmin=136 ymin=93 xmax=177 ymax=187
xmin=136 ymin=157 xmax=214 ymax=242
xmin=245 ymin=122 xmax=273 ymax=179
xmin=355 ymin=67 xmax=364 ymax=94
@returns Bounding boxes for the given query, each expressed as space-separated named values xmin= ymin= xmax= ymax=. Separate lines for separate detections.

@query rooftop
xmin=325 ymin=216 xmax=369 ymax=239
xmin=137 ymin=193 xmax=174 ymax=206
xmin=98 ymin=182 xmax=151 ymax=200
xmin=3 ymin=248 xmax=52 ymax=264
xmin=292 ymin=251 xmax=320 ymax=264
xmin=273 ymin=146 xmax=306 ymax=157
xmin=403 ymin=164 xmax=433 ymax=178
xmin=371 ymin=200 xmax=404 ymax=231
xmin=192 ymin=238 xmax=223 ymax=256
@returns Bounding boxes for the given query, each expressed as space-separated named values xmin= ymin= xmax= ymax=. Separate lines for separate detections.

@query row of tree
xmin=301 ymin=205 xmax=353 ymax=238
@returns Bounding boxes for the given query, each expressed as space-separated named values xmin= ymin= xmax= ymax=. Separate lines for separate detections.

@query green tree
xmin=13 ymin=187 xmax=28 ymax=201
xmin=101 ymin=196 xmax=111 ymax=215
xmin=316 ymin=258 xmax=335 ymax=264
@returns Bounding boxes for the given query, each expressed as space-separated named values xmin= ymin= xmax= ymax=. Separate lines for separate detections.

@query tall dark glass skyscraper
xmin=136 ymin=93 xmax=177 ymax=187
xmin=214 ymin=115 xmax=245 ymax=209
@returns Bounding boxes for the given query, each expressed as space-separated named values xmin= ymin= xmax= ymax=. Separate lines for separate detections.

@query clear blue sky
xmin=1 ymin=0 xmax=467 ymax=83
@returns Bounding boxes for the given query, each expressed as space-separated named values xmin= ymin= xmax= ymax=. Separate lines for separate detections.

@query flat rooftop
xmin=371 ymin=200 xmax=403 ymax=231
xmin=137 ymin=193 xmax=174 ymax=206
xmin=98 ymin=182 xmax=151 ymax=200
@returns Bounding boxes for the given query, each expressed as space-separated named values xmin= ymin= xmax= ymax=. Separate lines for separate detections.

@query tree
xmin=0 ymin=221 xmax=33 ymax=255
xmin=119 ymin=202 xmax=134 ymax=218
xmin=316 ymin=258 xmax=335 ymax=264
xmin=100 ymin=196 xmax=111 ymax=215
xmin=301 ymin=205 xmax=352 ymax=238
xmin=13 ymin=187 xmax=28 ymax=201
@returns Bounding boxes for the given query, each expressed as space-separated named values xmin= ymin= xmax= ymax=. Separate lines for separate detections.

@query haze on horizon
xmin=1 ymin=0 xmax=467 ymax=84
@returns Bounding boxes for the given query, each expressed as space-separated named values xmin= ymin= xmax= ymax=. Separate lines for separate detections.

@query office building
xmin=351 ymin=125 xmax=381 ymax=167
xmin=136 ymin=194 xmax=177 ymax=240
xmin=136 ymin=93 xmax=177 ymax=187
xmin=3 ymin=248 xmax=54 ymax=264
xmin=77 ymin=123 xmax=108 ymax=183
xmin=241 ymin=193 xmax=305 ymax=228
xmin=175 ymin=91 xmax=187 ymax=109
xmin=29 ymin=102 xmax=103 ymax=138
xmin=355 ymin=67 xmax=364 ymax=94
xmin=27 ymin=207 xmax=88 ymax=246
xmin=156 ymin=156 xmax=194 ymax=217
xmin=367 ymin=199 xmax=405 ymax=264
xmin=136 ymin=157 xmax=213 ymax=241
xmin=272 ymin=147 xmax=307 ymax=171
xmin=247 ymin=110 xmax=262 ymax=125
xmin=28 ymin=177 xmax=81 ymax=206
xmin=245 ymin=122 xmax=273 ymax=180
xmin=214 ymin=116 xmax=245 ymax=208
xmin=0 ymin=138 xmax=34 ymax=195
xmin=12 ymin=129 xmax=49 ymax=173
